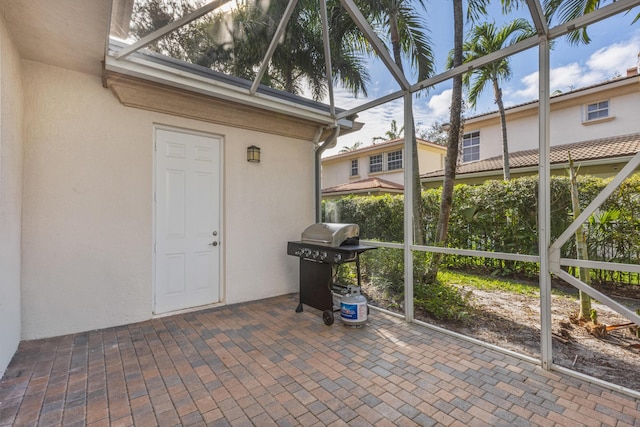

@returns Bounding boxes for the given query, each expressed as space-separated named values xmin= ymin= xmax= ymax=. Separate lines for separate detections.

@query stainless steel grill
xmin=300 ymin=222 xmax=359 ymax=247
xmin=287 ymin=223 xmax=375 ymax=325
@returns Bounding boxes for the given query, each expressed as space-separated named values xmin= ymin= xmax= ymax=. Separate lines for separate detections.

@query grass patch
xmin=414 ymin=280 xmax=473 ymax=322
xmin=437 ymin=269 xmax=574 ymax=297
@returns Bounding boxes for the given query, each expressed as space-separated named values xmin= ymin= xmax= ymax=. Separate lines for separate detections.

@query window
xmin=387 ymin=150 xmax=403 ymax=170
xmin=462 ymin=131 xmax=480 ymax=163
xmin=350 ymin=159 xmax=359 ymax=176
xmin=369 ymin=154 xmax=383 ymax=173
xmin=586 ymin=100 xmax=609 ymax=121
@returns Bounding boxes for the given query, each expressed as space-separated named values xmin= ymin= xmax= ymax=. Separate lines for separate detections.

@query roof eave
xmin=104 ymin=52 xmax=359 ymax=131
xmin=465 ymin=74 xmax=639 ymax=123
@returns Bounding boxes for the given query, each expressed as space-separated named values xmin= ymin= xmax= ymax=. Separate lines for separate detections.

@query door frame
xmin=152 ymin=124 xmax=225 ymax=314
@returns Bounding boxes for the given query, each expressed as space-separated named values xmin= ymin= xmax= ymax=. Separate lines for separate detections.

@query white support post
xmin=403 ymin=93 xmax=414 ymax=323
xmin=538 ymin=36 xmax=553 ymax=371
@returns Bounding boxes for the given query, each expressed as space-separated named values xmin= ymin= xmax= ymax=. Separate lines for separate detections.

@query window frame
xmin=387 ymin=149 xmax=403 ymax=171
xmin=462 ymin=131 xmax=480 ymax=163
xmin=350 ymin=158 xmax=359 ymax=177
xmin=369 ymin=154 xmax=383 ymax=173
xmin=585 ymin=99 xmax=610 ymax=122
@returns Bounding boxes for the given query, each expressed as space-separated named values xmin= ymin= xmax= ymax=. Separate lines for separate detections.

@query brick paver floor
xmin=1 ymin=294 xmax=639 ymax=426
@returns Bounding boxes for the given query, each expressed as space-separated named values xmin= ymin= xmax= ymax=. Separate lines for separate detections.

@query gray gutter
xmin=315 ymin=127 xmax=340 ymax=222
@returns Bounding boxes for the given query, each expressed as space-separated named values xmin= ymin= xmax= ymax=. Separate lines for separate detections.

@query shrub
xmin=322 ymin=173 xmax=640 ymax=284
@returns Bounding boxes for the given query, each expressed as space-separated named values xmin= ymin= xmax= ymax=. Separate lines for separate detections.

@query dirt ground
xmin=366 ymin=280 xmax=640 ymax=391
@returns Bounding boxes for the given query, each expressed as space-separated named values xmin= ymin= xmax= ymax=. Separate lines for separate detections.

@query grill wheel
xmin=322 ymin=310 xmax=334 ymax=326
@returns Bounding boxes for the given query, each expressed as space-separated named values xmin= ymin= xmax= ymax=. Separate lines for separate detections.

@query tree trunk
xmin=389 ymin=13 xmax=404 ymax=74
xmin=493 ymin=78 xmax=510 ymax=180
xmin=389 ymin=12 xmax=425 ymax=245
xmin=425 ymin=0 xmax=463 ymax=283
xmin=569 ymin=152 xmax=592 ymax=319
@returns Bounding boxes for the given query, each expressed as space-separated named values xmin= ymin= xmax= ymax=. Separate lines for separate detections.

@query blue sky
xmin=323 ymin=2 xmax=640 ymax=156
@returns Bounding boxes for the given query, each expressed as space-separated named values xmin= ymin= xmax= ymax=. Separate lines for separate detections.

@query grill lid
xmin=301 ymin=223 xmax=359 ymax=247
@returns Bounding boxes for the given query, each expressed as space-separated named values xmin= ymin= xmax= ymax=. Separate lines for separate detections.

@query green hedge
xmin=323 ymin=173 xmax=640 ymax=285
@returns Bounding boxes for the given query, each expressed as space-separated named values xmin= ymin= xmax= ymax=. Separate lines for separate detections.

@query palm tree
xmin=196 ymin=0 xmax=370 ymax=101
xmin=339 ymin=142 xmax=363 ymax=152
xmin=361 ymin=0 xmax=435 ymax=245
xmin=130 ymin=0 xmax=208 ymax=61
xmin=131 ymin=0 xmax=371 ymax=102
xmin=425 ymin=0 xmax=491 ymax=283
xmin=372 ymin=119 xmax=404 ymax=143
xmin=457 ymin=19 xmax=535 ymax=180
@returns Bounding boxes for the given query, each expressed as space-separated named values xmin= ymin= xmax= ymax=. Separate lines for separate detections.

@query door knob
xmin=209 ymin=241 xmax=218 ymax=246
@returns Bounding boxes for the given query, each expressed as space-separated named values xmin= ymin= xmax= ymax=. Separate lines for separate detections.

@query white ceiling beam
xmin=339 ymin=0 xmax=411 ymax=91
xmin=114 ymin=0 xmax=232 ymax=60
xmin=250 ymin=0 xmax=299 ymax=95
xmin=336 ymin=90 xmax=405 ymax=120
xmin=319 ymin=0 xmax=336 ymax=118
xmin=410 ymin=0 xmax=639 ymax=95
xmin=525 ymin=0 xmax=548 ymax=36
xmin=548 ymin=0 xmax=640 ymax=40
xmin=411 ymin=35 xmax=539 ymax=93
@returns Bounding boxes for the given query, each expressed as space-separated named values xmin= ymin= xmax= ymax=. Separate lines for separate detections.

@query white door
xmin=154 ymin=128 xmax=221 ymax=314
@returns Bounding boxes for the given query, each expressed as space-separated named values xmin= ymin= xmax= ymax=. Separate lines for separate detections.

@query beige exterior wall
xmin=0 ymin=14 xmax=23 ymax=376
xmin=20 ymin=60 xmax=314 ymax=340
xmin=418 ymin=145 xmax=446 ymax=174
xmin=467 ymin=79 xmax=640 ymax=161
xmin=322 ymin=156 xmax=355 ymax=188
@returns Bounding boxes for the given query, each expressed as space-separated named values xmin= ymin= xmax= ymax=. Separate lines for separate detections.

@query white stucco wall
xmin=21 ymin=60 xmax=314 ymax=339
xmin=0 ymin=14 xmax=23 ymax=377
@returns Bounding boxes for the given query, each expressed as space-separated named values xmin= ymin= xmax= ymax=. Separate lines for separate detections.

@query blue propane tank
xmin=340 ymin=286 xmax=367 ymax=326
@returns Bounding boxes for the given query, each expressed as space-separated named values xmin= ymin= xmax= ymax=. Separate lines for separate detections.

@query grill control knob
xmin=334 ymin=253 xmax=342 ymax=263
xmin=320 ymin=251 xmax=327 ymax=260
xmin=312 ymin=250 xmax=319 ymax=259
xmin=303 ymin=248 xmax=311 ymax=257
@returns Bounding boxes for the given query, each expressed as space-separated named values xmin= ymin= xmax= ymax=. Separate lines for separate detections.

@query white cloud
xmin=507 ymin=35 xmax=640 ymax=105
xmin=587 ymin=38 xmax=640 ymax=76
xmin=427 ymin=89 xmax=452 ymax=118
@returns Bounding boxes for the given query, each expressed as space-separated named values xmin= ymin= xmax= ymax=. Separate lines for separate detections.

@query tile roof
xmin=322 ymin=177 xmax=404 ymax=195
xmin=421 ymin=132 xmax=640 ymax=179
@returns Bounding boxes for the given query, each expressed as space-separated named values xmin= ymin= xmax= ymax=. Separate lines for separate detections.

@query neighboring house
xmin=0 ymin=0 xmax=362 ymax=376
xmin=322 ymin=138 xmax=447 ymax=196
xmin=422 ymin=133 xmax=640 ymax=187
xmin=422 ymin=66 xmax=640 ymax=186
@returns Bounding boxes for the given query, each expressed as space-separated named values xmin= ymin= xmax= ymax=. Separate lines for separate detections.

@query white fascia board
xmin=104 ymin=54 xmax=354 ymax=129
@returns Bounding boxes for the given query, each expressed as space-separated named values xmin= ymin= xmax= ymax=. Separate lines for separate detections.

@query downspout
xmin=314 ymin=126 xmax=340 ymax=223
